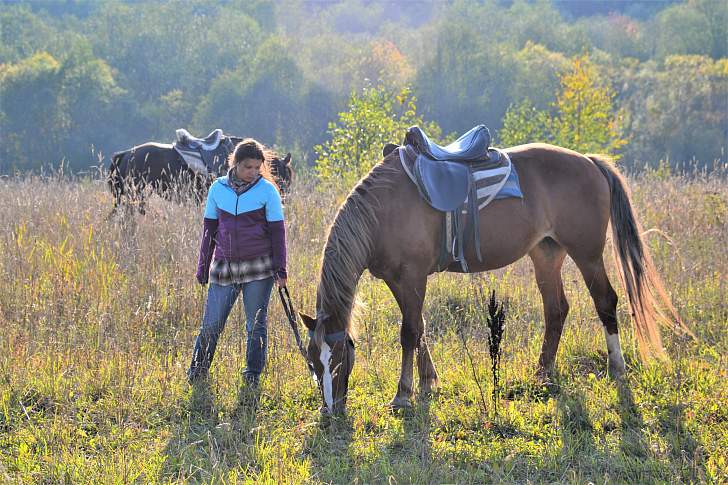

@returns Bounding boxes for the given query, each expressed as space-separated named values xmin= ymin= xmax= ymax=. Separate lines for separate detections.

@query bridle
xmin=278 ymin=286 xmax=354 ymax=410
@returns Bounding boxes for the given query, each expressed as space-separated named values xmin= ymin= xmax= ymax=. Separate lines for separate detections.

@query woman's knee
xmin=246 ymin=311 xmax=268 ymax=335
xmin=200 ymin=312 xmax=227 ymax=334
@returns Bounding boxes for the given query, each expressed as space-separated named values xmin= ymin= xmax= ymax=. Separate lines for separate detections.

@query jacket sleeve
xmin=265 ymin=183 xmax=287 ymax=279
xmin=196 ymin=218 xmax=218 ymax=284
xmin=268 ymin=220 xmax=287 ymax=279
xmin=196 ymin=182 xmax=220 ymax=284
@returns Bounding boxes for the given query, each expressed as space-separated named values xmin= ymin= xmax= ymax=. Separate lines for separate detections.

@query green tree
xmin=0 ymin=45 xmax=125 ymax=172
xmin=497 ymin=56 xmax=627 ymax=157
xmin=498 ymin=99 xmax=551 ymax=146
xmin=416 ymin=23 xmax=513 ymax=136
xmin=314 ymin=84 xmax=439 ymax=191
xmin=622 ymin=55 xmax=728 ymax=166
xmin=0 ymin=52 xmax=65 ymax=171
xmin=509 ymin=42 xmax=570 ymax=111
xmin=0 ymin=4 xmax=73 ymax=63
xmin=552 ymin=56 xmax=627 ymax=155
xmin=649 ymin=0 xmax=728 ymax=60
xmin=57 ymin=41 xmax=125 ymax=169
xmin=86 ymin=1 xmax=265 ymax=139
xmin=193 ymin=37 xmax=334 ymax=152
xmin=577 ymin=13 xmax=650 ymax=60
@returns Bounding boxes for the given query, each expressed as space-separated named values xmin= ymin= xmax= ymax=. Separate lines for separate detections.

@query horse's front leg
xmin=386 ymin=274 xmax=438 ymax=409
xmin=393 ymin=329 xmax=416 ymax=409
xmin=416 ymin=330 xmax=439 ymax=395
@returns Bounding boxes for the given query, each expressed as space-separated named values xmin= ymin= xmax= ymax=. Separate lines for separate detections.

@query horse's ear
xmin=283 ymin=153 xmax=291 ymax=165
xmin=383 ymin=143 xmax=399 ymax=158
xmin=299 ymin=312 xmax=316 ymax=331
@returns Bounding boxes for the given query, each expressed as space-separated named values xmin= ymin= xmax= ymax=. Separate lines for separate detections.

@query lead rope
xmin=278 ymin=286 xmax=316 ymax=377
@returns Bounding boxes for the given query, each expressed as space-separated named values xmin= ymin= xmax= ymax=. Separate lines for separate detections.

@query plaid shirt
xmin=209 ymin=255 xmax=274 ymax=286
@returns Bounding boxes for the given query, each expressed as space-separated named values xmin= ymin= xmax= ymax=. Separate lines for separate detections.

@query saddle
xmin=176 ymin=128 xmax=224 ymax=150
xmin=399 ymin=125 xmax=514 ymax=272
xmin=173 ymin=128 xmax=233 ymax=176
xmin=404 ymin=124 xmax=492 ymax=163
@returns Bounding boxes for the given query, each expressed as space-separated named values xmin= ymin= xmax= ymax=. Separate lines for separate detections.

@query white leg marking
xmin=319 ymin=341 xmax=334 ymax=410
xmin=604 ymin=329 xmax=626 ymax=369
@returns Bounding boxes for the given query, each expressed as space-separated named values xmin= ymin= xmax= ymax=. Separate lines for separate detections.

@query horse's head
xmin=269 ymin=153 xmax=293 ymax=194
xmin=300 ymin=312 xmax=355 ymax=415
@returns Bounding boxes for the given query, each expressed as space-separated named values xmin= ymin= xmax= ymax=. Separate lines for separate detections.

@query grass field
xmin=0 ymin=164 xmax=726 ymax=484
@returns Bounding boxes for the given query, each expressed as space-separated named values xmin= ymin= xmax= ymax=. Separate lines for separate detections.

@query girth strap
xmin=469 ymin=164 xmax=483 ymax=264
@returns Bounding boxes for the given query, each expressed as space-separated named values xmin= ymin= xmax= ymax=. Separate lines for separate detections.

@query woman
xmin=187 ymin=139 xmax=287 ymax=386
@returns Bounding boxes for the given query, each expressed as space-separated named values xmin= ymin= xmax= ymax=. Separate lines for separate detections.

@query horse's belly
xmin=450 ymin=197 xmax=545 ymax=273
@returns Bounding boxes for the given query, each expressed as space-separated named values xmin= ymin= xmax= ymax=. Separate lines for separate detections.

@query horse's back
xmin=505 ymin=143 xmax=610 ymax=204
xmin=507 ymin=143 xmax=606 ymax=176
xmin=504 ymin=143 xmax=612 ymax=258
xmin=125 ymin=142 xmax=184 ymax=176
xmin=137 ymin=142 xmax=173 ymax=150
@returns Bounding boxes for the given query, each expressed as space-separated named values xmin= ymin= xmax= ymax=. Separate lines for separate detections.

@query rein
xmin=277 ymin=286 xmax=316 ymax=377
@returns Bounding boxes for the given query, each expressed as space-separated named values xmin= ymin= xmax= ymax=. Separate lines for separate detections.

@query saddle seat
xmin=176 ymin=128 xmax=224 ymax=151
xmin=405 ymin=124 xmax=491 ymax=162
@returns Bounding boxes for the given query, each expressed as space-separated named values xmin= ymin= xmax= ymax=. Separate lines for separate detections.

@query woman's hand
xmin=276 ymin=276 xmax=287 ymax=288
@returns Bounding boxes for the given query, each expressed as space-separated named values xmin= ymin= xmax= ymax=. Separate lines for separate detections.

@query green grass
xmin=0 ymin=167 xmax=726 ymax=484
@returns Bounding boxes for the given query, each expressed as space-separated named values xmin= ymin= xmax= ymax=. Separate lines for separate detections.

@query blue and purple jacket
xmin=196 ymin=175 xmax=286 ymax=283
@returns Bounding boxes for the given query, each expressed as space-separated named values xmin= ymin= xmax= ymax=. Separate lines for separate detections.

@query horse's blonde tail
xmin=588 ymin=155 xmax=693 ymax=361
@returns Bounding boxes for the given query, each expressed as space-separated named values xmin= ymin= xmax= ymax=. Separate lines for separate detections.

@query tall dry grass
xmin=0 ymin=163 xmax=726 ymax=483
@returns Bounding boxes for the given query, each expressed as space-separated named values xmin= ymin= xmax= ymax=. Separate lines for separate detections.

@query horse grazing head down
xmin=269 ymin=153 xmax=293 ymax=195
xmin=300 ymin=312 xmax=355 ymax=415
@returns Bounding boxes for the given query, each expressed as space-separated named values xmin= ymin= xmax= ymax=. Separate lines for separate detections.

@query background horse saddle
xmin=176 ymin=128 xmax=224 ymax=150
xmin=173 ymin=129 xmax=233 ymax=175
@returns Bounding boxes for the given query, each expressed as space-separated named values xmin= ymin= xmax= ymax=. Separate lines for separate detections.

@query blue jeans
xmin=188 ymin=278 xmax=274 ymax=382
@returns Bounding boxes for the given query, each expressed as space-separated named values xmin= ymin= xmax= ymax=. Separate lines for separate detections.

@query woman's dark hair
xmin=228 ymin=138 xmax=279 ymax=191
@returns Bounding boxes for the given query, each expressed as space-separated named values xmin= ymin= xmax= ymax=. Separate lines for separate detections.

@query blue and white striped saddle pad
xmin=400 ymin=145 xmax=523 ymax=213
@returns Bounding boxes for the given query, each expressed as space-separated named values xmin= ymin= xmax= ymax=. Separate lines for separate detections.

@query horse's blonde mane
xmin=316 ymin=161 xmax=399 ymax=338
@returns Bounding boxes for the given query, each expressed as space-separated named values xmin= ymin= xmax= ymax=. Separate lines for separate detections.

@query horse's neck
xmin=318 ymin=266 xmax=365 ymax=335
xmin=318 ymin=242 xmax=369 ymax=336
xmin=317 ymin=168 xmax=393 ymax=333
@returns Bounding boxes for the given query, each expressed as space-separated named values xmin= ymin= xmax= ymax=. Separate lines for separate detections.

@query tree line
xmin=1 ymin=0 xmax=726 ymax=174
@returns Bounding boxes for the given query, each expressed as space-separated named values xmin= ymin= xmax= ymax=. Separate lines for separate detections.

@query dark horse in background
xmin=108 ymin=136 xmax=293 ymax=215
xmin=299 ymin=141 xmax=694 ymax=415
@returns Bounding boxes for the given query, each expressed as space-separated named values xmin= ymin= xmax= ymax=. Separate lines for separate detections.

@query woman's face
xmin=235 ymin=157 xmax=263 ymax=183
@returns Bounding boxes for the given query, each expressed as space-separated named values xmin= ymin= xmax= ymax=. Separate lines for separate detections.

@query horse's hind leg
xmin=530 ymin=238 xmax=569 ymax=379
xmin=572 ymin=256 xmax=626 ymax=378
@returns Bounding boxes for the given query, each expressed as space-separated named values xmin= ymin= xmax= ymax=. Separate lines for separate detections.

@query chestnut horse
xmin=300 ymin=143 xmax=690 ymax=414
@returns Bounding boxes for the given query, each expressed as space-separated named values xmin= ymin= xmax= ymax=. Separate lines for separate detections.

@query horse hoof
xmin=319 ymin=405 xmax=347 ymax=417
xmin=419 ymin=379 xmax=440 ymax=398
xmin=421 ymin=377 xmax=439 ymax=391
xmin=608 ymin=362 xmax=626 ymax=381
xmin=389 ymin=397 xmax=413 ymax=411
xmin=534 ymin=367 xmax=554 ymax=384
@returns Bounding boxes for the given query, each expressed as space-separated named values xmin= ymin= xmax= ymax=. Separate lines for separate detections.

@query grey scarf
xmin=227 ymin=167 xmax=260 ymax=195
